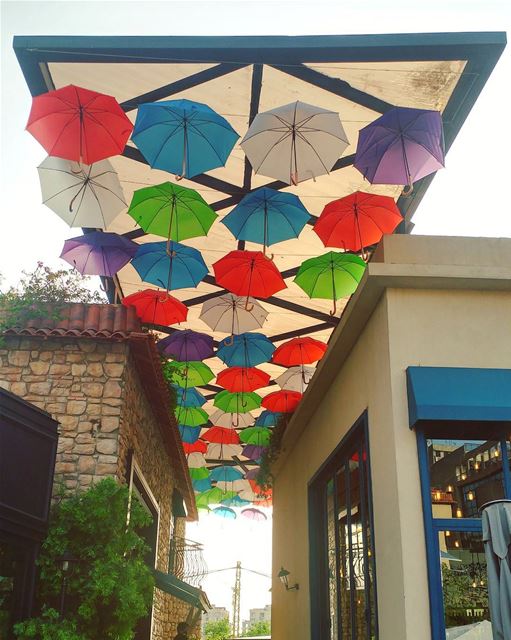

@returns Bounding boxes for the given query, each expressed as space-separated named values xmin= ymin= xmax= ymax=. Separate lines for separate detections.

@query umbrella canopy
xmin=173 ymin=386 xmax=207 ymax=408
xmin=239 ymin=427 xmax=271 ymax=446
xmin=217 ymin=367 xmax=270 ymax=393
xmin=199 ymin=294 xmax=268 ymax=335
xmin=27 ymin=85 xmax=133 ymax=164
xmin=206 ymin=443 xmax=243 ymax=460
xmin=216 ymin=332 xmax=275 ymax=368
xmin=294 ymin=252 xmax=367 ymax=314
xmin=189 ymin=467 xmax=210 ymax=481
xmin=60 ymin=232 xmax=137 ymax=276
xmin=174 ymin=406 xmax=209 ymax=427
xmin=214 ymin=390 xmax=262 ymax=414
xmin=222 ymin=495 xmax=251 ymax=508
xmin=210 ymin=466 xmax=244 ymax=482
xmin=128 ymin=182 xmax=217 ymax=243
xmin=482 ymin=500 xmax=511 ymax=640
xmin=242 ymin=445 xmax=266 ymax=461
xmin=131 ymin=241 xmax=208 ymax=291
xmin=241 ymin=508 xmax=267 ymax=522
xmin=183 ymin=440 xmax=208 ymax=455
xmin=244 ymin=468 xmax=260 ymax=480
xmin=216 ymin=479 xmax=251 ymax=493
xmin=213 ymin=251 xmax=286 ymax=300
xmin=132 ymin=99 xmax=239 ymax=178
xmin=202 ymin=427 xmax=240 ymax=445
xmin=195 ymin=488 xmax=235 ymax=508
xmin=241 ymin=100 xmax=349 ymax=185
xmin=208 ymin=410 xmax=255 ymax=429
xmin=354 ymin=106 xmax=444 ymax=192
xmin=222 ymin=187 xmax=311 ymax=253
xmin=163 ymin=361 xmax=214 ymax=388
xmin=238 ymin=488 xmax=261 ymax=502
xmin=122 ymin=289 xmax=187 ymax=325
xmin=262 ymin=390 xmax=302 ymax=413
xmin=158 ymin=330 xmax=214 ymax=362
xmin=179 ymin=425 xmax=202 ymax=444
xmin=255 ymin=410 xmax=282 ymax=427
xmin=272 ymin=337 xmax=327 ymax=367
xmin=38 ymin=157 xmax=127 ymax=229
xmin=314 ymin=191 xmax=403 ymax=252
xmin=187 ymin=452 xmax=207 ymax=468
xmin=212 ymin=506 xmax=237 ymax=519
xmin=276 ymin=366 xmax=315 ymax=392
xmin=193 ymin=478 xmax=212 ymax=492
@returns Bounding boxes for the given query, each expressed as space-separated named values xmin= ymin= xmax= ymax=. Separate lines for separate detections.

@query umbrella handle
xmin=402 ymin=179 xmax=414 ymax=197
xmin=244 ymin=298 xmax=254 ymax=312
xmin=290 ymin=172 xmax=298 ymax=186
xmin=329 ymin=299 xmax=337 ymax=316
xmin=99 ymin=279 xmax=109 ymax=294
xmin=224 ymin=334 xmax=235 ymax=347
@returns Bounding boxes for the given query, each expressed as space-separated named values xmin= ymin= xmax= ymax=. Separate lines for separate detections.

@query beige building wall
xmin=271 ymin=235 xmax=511 ymax=640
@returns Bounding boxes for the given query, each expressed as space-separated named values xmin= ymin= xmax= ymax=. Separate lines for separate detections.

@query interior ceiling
xmin=33 ymin=44 xmax=469 ymax=483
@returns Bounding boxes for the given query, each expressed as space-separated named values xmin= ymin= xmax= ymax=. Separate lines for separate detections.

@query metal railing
xmin=169 ymin=536 xmax=207 ymax=588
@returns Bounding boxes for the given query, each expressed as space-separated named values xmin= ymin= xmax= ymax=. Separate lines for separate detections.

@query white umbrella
xmin=240 ymin=100 xmax=349 ymax=185
xmin=209 ymin=410 xmax=255 ymax=428
xmin=199 ymin=293 xmax=268 ymax=335
xmin=276 ymin=365 xmax=315 ymax=392
xmin=206 ymin=443 xmax=242 ymax=460
xmin=215 ymin=479 xmax=251 ymax=492
xmin=38 ymin=156 xmax=126 ymax=228
xmin=187 ymin=452 xmax=207 ymax=468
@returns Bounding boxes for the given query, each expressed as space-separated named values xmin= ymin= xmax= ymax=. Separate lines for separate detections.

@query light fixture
xmin=446 ymin=485 xmax=453 ymax=493
xmin=434 ymin=491 xmax=441 ymax=501
xmin=456 ymin=508 xmax=463 ymax=518
xmin=467 ymin=491 xmax=474 ymax=501
xmin=445 ymin=530 xmax=451 ymax=537
xmin=454 ymin=540 xmax=460 ymax=548
xmin=278 ymin=567 xmax=299 ymax=591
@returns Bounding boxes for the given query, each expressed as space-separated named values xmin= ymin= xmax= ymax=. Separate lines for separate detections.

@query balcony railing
xmin=169 ymin=536 xmax=207 ymax=588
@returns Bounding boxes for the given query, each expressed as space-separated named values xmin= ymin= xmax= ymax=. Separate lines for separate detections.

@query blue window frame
xmin=417 ymin=429 xmax=511 ymax=639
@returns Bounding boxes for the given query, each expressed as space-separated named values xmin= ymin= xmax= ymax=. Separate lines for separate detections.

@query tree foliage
xmin=204 ymin=617 xmax=231 ymax=640
xmin=243 ymin=619 xmax=271 ymax=636
xmin=14 ymin=478 xmax=154 ymax=640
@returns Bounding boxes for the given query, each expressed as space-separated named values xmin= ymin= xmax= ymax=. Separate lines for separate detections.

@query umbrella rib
xmin=185 ymin=120 xmax=226 ymax=165
xmin=252 ymin=131 xmax=293 ymax=174
xmin=87 ymin=178 xmax=128 ymax=206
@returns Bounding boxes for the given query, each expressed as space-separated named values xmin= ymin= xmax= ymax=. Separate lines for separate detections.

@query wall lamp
xmin=278 ymin=567 xmax=299 ymax=591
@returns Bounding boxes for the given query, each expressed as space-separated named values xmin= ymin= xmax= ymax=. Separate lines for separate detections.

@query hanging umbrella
xmin=209 ymin=466 xmax=244 ymax=482
xmin=38 ymin=157 xmax=127 ymax=229
xmin=314 ymin=191 xmax=403 ymax=255
xmin=239 ymin=426 xmax=271 ymax=446
xmin=221 ymin=187 xmax=311 ymax=255
xmin=179 ymin=425 xmax=202 ymax=444
xmin=222 ymin=495 xmax=251 ymax=508
xmin=244 ymin=468 xmax=260 ymax=480
xmin=199 ymin=293 xmax=268 ymax=336
xmin=206 ymin=443 xmax=243 ymax=460
xmin=202 ymin=427 xmax=240 ymax=445
xmin=216 ymin=332 xmax=275 ymax=368
xmin=183 ymin=440 xmax=208 ymax=455
xmin=189 ymin=467 xmax=210 ymax=481
xmin=132 ymin=99 xmax=239 ymax=178
xmin=193 ymin=477 xmax=212 ymax=492
xmin=122 ymin=289 xmax=187 ymax=325
xmin=217 ymin=367 xmax=270 ymax=393
xmin=216 ymin=479 xmax=251 ymax=493
xmin=240 ymin=100 xmax=349 ymax=185
xmin=249 ymin=480 xmax=272 ymax=499
xmin=482 ymin=500 xmax=511 ymax=640
xmin=158 ymin=330 xmax=214 ymax=362
xmin=187 ymin=452 xmax=207 ymax=468
xmin=27 ymin=84 xmax=133 ymax=163
xmin=60 ymin=232 xmax=137 ymax=276
xmin=294 ymin=252 xmax=367 ymax=315
xmin=173 ymin=386 xmax=207 ymax=408
xmin=196 ymin=488 xmax=236 ymax=508
xmin=214 ymin=391 xmax=262 ymax=414
xmin=163 ymin=361 xmax=214 ymax=388
xmin=242 ymin=445 xmax=266 ymax=461
xmin=174 ymin=406 xmax=208 ymax=427
xmin=128 ymin=182 xmax=217 ymax=245
xmin=354 ymin=106 xmax=444 ymax=194
xmin=238 ymin=488 xmax=260 ymax=503
xmin=131 ymin=241 xmax=208 ymax=291
xmin=253 ymin=497 xmax=273 ymax=508
xmin=212 ymin=506 xmax=237 ymax=519
xmin=255 ymin=410 xmax=282 ymax=427
xmin=276 ymin=366 xmax=315 ymax=392
xmin=272 ymin=337 xmax=327 ymax=367
xmin=262 ymin=390 xmax=302 ymax=413
xmin=208 ymin=410 xmax=255 ymax=429
xmin=241 ymin=508 xmax=267 ymax=522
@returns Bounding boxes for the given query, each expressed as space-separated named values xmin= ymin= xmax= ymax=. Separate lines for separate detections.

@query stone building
xmin=0 ymin=303 xmax=210 ymax=639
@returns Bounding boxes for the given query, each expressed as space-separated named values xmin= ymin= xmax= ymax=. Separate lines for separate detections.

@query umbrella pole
xmin=176 ymin=120 xmax=188 ymax=181
xmin=329 ymin=260 xmax=337 ymax=316
xmin=166 ymin=198 xmax=175 ymax=255
xmin=354 ymin=205 xmax=368 ymax=262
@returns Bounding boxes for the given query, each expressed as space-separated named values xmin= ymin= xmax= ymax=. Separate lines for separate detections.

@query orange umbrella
xmin=202 ymin=427 xmax=240 ymax=445
xmin=122 ymin=289 xmax=187 ymax=326
xmin=216 ymin=367 xmax=271 ymax=392
xmin=272 ymin=337 xmax=327 ymax=367
xmin=261 ymin=390 xmax=302 ymax=413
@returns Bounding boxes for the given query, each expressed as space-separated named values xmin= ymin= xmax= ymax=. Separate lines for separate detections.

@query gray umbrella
xmin=481 ymin=499 xmax=511 ymax=640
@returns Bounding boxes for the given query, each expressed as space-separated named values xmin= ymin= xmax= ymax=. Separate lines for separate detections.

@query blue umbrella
xmin=221 ymin=187 xmax=311 ymax=254
xmin=132 ymin=99 xmax=239 ymax=178
xmin=221 ymin=495 xmax=251 ymax=508
xmin=131 ymin=240 xmax=207 ymax=291
xmin=179 ymin=425 xmax=202 ymax=444
xmin=173 ymin=386 xmax=207 ymax=408
xmin=209 ymin=466 xmax=244 ymax=482
xmin=193 ymin=478 xmax=212 ymax=492
xmin=217 ymin=332 xmax=275 ymax=367
xmin=255 ymin=410 xmax=282 ymax=427
xmin=212 ymin=506 xmax=237 ymax=519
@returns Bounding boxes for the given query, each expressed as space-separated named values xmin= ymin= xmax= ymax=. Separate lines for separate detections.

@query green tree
xmin=14 ymin=478 xmax=154 ymax=640
xmin=243 ymin=620 xmax=271 ymax=637
xmin=205 ymin=617 xmax=231 ymax=640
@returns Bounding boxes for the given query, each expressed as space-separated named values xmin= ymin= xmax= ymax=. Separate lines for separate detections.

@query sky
xmin=1 ymin=0 xmax=511 ymax=622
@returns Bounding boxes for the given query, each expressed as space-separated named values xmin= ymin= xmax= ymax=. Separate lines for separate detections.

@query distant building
xmin=242 ymin=604 xmax=271 ymax=633
xmin=202 ymin=605 xmax=230 ymax=637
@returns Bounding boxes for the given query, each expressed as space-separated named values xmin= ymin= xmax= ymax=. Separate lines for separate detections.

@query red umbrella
xmin=253 ymin=497 xmax=273 ymax=508
xmin=248 ymin=479 xmax=272 ymax=499
xmin=261 ymin=390 xmax=302 ymax=413
xmin=213 ymin=251 xmax=286 ymax=304
xmin=183 ymin=441 xmax=207 ymax=454
xmin=314 ymin=191 xmax=402 ymax=254
xmin=272 ymin=337 xmax=327 ymax=367
xmin=202 ymin=427 xmax=240 ymax=445
xmin=26 ymin=84 xmax=133 ymax=164
xmin=217 ymin=367 xmax=271 ymax=393
xmin=122 ymin=289 xmax=187 ymax=325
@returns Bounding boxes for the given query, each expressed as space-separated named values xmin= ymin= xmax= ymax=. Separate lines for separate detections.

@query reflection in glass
xmin=326 ymin=478 xmax=338 ymax=640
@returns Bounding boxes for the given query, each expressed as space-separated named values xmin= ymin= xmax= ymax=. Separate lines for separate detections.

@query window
xmin=417 ymin=429 xmax=511 ymax=640
xmin=309 ymin=414 xmax=377 ymax=640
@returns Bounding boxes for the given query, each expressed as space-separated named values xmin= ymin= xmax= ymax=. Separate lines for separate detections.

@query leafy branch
xmin=256 ymin=414 xmax=290 ymax=491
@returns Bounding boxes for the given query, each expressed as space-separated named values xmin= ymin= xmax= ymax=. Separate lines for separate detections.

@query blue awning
xmin=406 ymin=367 xmax=511 ymax=428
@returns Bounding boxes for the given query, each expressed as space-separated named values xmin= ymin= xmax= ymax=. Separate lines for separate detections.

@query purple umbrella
xmin=354 ymin=107 xmax=444 ymax=194
xmin=60 ymin=232 xmax=138 ymax=276
xmin=242 ymin=444 xmax=266 ymax=461
xmin=157 ymin=329 xmax=214 ymax=361
xmin=244 ymin=468 xmax=260 ymax=480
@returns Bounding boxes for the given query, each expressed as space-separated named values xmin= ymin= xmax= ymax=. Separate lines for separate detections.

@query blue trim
xmin=500 ymin=436 xmax=511 ymax=498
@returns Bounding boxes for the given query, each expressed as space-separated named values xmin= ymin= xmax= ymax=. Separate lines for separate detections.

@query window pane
xmin=336 ymin=465 xmax=351 ymax=639
xmin=326 ymin=478 xmax=339 ymax=640
xmin=438 ymin=531 xmax=492 ymax=636
xmin=428 ymin=438 xmax=505 ymax=518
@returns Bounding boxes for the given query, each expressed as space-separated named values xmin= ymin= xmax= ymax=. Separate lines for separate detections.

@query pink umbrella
xmin=241 ymin=508 xmax=267 ymax=522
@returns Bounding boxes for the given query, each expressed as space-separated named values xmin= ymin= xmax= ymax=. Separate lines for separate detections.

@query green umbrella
xmin=213 ymin=390 xmax=262 ymax=414
xmin=196 ymin=488 xmax=236 ymax=508
xmin=239 ymin=426 xmax=271 ymax=446
xmin=163 ymin=361 xmax=214 ymax=388
xmin=294 ymin=252 xmax=366 ymax=315
xmin=175 ymin=406 xmax=209 ymax=427
xmin=128 ymin=181 xmax=217 ymax=244
xmin=189 ymin=467 xmax=210 ymax=481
